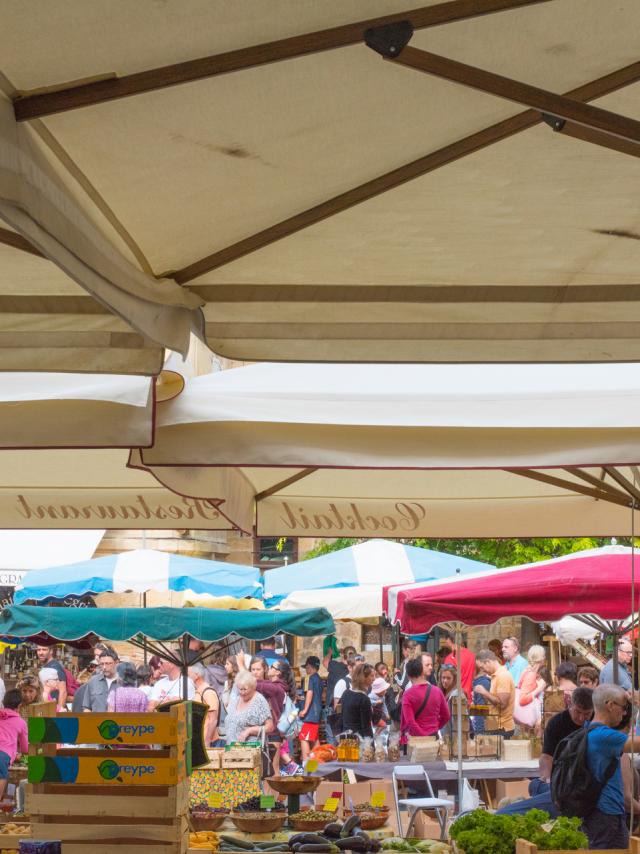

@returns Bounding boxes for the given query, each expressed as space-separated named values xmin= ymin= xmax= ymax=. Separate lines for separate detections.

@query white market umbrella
xmin=1 ymin=3 xmax=640 ymax=368
xmin=131 ymin=361 xmax=640 ymax=537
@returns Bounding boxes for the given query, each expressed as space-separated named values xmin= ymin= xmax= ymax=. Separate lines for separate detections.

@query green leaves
xmin=449 ymin=809 xmax=587 ymax=854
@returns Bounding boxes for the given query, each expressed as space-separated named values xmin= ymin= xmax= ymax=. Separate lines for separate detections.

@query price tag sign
xmin=260 ymin=795 xmax=276 ymax=810
xmin=323 ymin=797 xmax=340 ymax=813
xmin=208 ymin=792 xmax=223 ymax=808
xmin=371 ymin=791 xmax=386 ymax=808
xmin=306 ymin=759 xmax=319 ymax=773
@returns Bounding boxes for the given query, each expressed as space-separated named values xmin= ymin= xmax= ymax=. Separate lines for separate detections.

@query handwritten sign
xmin=260 ymin=795 xmax=276 ymax=810
xmin=305 ymin=759 xmax=319 ymax=773
xmin=323 ymin=797 xmax=340 ymax=813
xmin=208 ymin=793 xmax=223 ymax=808
xmin=371 ymin=791 xmax=386 ymax=808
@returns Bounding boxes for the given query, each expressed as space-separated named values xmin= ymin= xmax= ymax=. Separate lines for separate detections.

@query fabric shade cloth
xmin=0 ymin=604 xmax=334 ymax=643
xmin=1 ymin=3 xmax=640 ymax=366
xmin=132 ymin=361 xmax=640 ymax=538
xmin=13 ymin=548 xmax=262 ymax=604
xmin=267 ymin=538 xmax=492 ymax=620
xmin=384 ymin=545 xmax=640 ymax=634
xmin=0 ymin=372 xmax=153 ymax=448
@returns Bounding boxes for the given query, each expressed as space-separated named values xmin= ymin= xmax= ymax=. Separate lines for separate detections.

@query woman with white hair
xmin=513 ymin=644 xmax=547 ymax=734
xmin=224 ymin=671 xmax=273 ymax=745
xmin=39 ymin=667 xmax=63 ymax=711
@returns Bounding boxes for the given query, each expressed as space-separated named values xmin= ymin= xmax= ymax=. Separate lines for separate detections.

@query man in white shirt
xmin=148 ymin=658 xmax=195 ymax=710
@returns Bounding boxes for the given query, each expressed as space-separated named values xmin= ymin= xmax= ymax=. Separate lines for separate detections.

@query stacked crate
xmin=26 ymin=703 xmax=191 ymax=854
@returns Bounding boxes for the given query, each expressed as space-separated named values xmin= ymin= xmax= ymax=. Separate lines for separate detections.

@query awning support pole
xmin=454 ymin=622 xmax=464 ymax=815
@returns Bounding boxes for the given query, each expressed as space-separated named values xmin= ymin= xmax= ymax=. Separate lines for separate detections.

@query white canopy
xmin=1 ymin=2 xmax=640 ymax=368
xmin=0 ymin=372 xmax=153 ymax=447
xmin=132 ymin=361 xmax=640 ymax=536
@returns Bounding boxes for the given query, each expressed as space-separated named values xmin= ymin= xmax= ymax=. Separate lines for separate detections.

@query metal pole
xmin=379 ymin=617 xmax=384 ymax=661
xmin=181 ymin=634 xmax=190 ymax=701
xmin=454 ymin=622 xmax=464 ymax=814
xmin=612 ymin=622 xmax=620 ymax=685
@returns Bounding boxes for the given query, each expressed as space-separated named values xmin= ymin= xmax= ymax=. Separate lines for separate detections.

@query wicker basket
xmin=230 ymin=812 xmax=288 ymax=833
xmin=288 ymin=814 xmax=334 ymax=831
xmin=189 ymin=812 xmax=228 ymax=831
xmin=266 ymin=775 xmax=322 ymax=795
xmin=343 ymin=810 xmax=389 ymax=830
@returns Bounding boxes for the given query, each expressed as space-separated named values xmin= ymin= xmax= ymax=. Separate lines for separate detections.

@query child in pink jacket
xmin=0 ymin=690 xmax=28 ymax=799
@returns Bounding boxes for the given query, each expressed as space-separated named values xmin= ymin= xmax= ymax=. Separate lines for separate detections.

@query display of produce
xmin=449 ymin=808 xmax=588 ymax=854
xmin=380 ymin=840 xmax=450 ymax=853
xmin=283 ymin=813 xmax=383 ymax=852
xmin=236 ymin=797 xmax=287 ymax=813
xmin=189 ymin=830 xmax=220 ymax=850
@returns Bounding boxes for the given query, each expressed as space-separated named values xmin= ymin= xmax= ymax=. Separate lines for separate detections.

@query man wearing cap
xmin=299 ymin=655 xmax=322 ymax=760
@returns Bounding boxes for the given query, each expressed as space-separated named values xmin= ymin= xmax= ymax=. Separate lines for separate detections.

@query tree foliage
xmin=302 ymin=535 xmax=633 ymax=566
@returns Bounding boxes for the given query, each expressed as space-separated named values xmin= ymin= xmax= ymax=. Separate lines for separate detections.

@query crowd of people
xmin=0 ymin=631 xmax=636 ymax=849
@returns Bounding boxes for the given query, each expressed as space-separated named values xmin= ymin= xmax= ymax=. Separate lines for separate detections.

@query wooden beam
xmin=393 ymin=46 xmax=640 ymax=144
xmin=189 ymin=282 xmax=640 ymax=303
xmin=174 ymin=60 xmax=640 ymax=282
xmin=542 ymin=115 xmax=640 ymax=159
xmin=13 ymin=0 xmax=554 ymax=120
xmin=255 ymin=468 xmax=318 ymax=502
xmin=562 ymin=467 xmax=630 ymax=501
xmin=505 ymin=468 xmax=632 ymax=508
xmin=602 ymin=466 xmax=640 ymax=504
xmin=0 ymin=227 xmax=44 ymax=258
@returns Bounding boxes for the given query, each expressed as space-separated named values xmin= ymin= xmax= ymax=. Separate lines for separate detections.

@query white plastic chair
xmin=392 ymin=765 xmax=454 ymax=840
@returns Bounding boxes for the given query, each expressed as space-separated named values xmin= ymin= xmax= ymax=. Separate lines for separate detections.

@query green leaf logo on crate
xmin=98 ymin=720 xmax=123 ymax=742
xmin=98 ymin=759 xmax=123 ymax=782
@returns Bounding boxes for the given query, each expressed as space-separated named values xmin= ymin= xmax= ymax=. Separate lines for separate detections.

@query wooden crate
xmin=516 ymin=837 xmax=640 ymax=854
xmin=221 ymin=747 xmax=261 ymax=770
xmin=501 ymin=739 xmax=532 ymax=761
xmin=28 ymin=779 xmax=189 ymax=854
xmin=26 ymin=705 xmax=191 ymax=854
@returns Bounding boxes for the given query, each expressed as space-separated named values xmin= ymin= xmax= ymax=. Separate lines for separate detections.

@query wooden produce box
xmin=516 ymin=837 xmax=640 ymax=854
xmin=221 ymin=746 xmax=262 ymax=770
xmin=28 ymin=779 xmax=189 ymax=854
xmin=501 ymin=739 xmax=533 ymax=761
xmin=408 ymin=735 xmax=439 ymax=762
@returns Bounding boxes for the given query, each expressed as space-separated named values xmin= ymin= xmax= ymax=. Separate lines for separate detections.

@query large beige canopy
xmin=131 ymin=362 xmax=640 ymax=536
xmin=1 ymin=1 xmax=640 ymax=367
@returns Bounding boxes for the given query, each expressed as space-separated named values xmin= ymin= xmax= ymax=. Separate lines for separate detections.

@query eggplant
xmin=340 ymin=815 xmax=361 ymax=838
xmin=291 ymin=834 xmax=330 ymax=846
xmin=323 ymin=822 xmax=343 ymax=839
xmin=369 ymin=841 xmax=382 ymax=853
xmin=297 ymin=846 xmax=334 ymax=853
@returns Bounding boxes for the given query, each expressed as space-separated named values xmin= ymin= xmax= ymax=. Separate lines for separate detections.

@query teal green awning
xmin=1 ymin=604 xmax=334 ymax=643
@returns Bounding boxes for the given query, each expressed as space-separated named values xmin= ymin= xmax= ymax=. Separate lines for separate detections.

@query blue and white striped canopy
xmin=264 ymin=539 xmax=492 ymax=619
xmin=14 ymin=548 xmax=262 ymax=604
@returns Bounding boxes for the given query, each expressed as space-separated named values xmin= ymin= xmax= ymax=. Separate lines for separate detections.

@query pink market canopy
xmin=383 ymin=545 xmax=640 ymax=635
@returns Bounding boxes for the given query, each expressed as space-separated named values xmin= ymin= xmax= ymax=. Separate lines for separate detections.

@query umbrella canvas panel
xmin=1 ymin=2 xmax=640 ymax=363
xmin=267 ymin=538 xmax=492 ymax=620
xmin=1 ymin=604 xmax=334 ymax=643
xmin=384 ymin=546 xmax=640 ymax=633
xmin=0 ymin=449 xmax=234 ymax=530
xmin=13 ymin=548 xmax=262 ymax=604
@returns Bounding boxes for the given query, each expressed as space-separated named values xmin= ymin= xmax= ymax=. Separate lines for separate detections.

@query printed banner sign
xmin=29 ymin=714 xmax=179 ymax=745
xmin=0 ymin=489 xmax=233 ymax=530
xmin=259 ymin=498 xmax=430 ymax=537
xmin=28 ymin=755 xmax=183 ymax=785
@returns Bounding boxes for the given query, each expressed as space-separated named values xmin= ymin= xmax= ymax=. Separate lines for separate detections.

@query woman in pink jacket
xmin=0 ymin=689 xmax=28 ymax=799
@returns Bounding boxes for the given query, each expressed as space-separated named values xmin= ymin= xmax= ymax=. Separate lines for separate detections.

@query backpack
xmin=277 ymin=694 xmax=302 ymax=739
xmin=550 ymin=723 xmax=618 ymax=818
